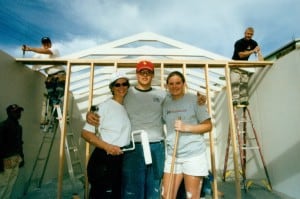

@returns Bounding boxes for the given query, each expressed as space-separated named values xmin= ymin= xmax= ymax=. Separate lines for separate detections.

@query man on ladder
xmin=40 ymin=71 xmax=66 ymax=128
xmin=23 ymin=38 xmax=83 ymax=196
xmin=22 ymin=36 xmax=66 ymax=125
xmin=222 ymin=28 xmax=272 ymax=191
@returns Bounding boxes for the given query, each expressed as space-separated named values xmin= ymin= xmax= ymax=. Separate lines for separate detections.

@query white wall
xmin=0 ymin=50 xmax=46 ymax=197
xmin=251 ymin=49 xmax=300 ymax=198
xmin=214 ymin=48 xmax=300 ymax=198
xmin=0 ymin=51 xmax=78 ymax=198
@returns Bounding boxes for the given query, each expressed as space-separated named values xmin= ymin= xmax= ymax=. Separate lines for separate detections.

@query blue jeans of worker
xmin=121 ymin=141 xmax=165 ymax=199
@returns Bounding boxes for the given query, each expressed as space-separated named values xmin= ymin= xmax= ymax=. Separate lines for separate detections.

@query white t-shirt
xmin=32 ymin=47 xmax=65 ymax=75
xmin=33 ymin=47 xmax=60 ymax=59
xmin=83 ymin=98 xmax=131 ymax=147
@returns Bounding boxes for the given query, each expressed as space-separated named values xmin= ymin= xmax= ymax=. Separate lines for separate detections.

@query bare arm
xmin=22 ymin=45 xmax=53 ymax=55
xmin=238 ymin=46 xmax=263 ymax=60
xmin=174 ymin=119 xmax=212 ymax=134
xmin=256 ymin=51 xmax=264 ymax=61
xmin=238 ymin=50 xmax=255 ymax=59
xmin=81 ymin=130 xmax=122 ymax=155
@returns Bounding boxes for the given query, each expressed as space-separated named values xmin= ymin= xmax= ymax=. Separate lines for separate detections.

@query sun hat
xmin=109 ymin=71 xmax=129 ymax=85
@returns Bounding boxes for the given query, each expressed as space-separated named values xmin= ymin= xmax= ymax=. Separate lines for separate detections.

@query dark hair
xmin=166 ymin=71 xmax=186 ymax=84
xmin=41 ymin=37 xmax=51 ymax=44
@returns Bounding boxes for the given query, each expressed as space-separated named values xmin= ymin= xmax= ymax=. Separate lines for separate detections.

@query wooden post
xmin=57 ymin=61 xmax=72 ymax=199
xmin=224 ymin=64 xmax=241 ymax=199
xmin=84 ymin=62 xmax=95 ymax=199
xmin=204 ymin=64 xmax=218 ymax=199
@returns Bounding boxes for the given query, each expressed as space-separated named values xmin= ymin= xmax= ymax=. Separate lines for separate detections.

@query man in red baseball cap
xmin=86 ymin=60 xmax=207 ymax=199
xmin=136 ymin=60 xmax=154 ymax=72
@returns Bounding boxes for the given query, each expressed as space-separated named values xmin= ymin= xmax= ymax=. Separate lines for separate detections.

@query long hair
xmin=166 ymin=71 xmax=186 ymax=84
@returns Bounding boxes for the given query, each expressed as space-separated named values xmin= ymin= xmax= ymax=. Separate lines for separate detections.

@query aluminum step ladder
xmin=222 ymin=106 xmax=272 ymax=191
xmin=24 ymin=103 xmax=84 ymax=195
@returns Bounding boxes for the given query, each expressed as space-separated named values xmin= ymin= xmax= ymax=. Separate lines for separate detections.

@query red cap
xmin=136 ymin=60 xmax=154 ymax=72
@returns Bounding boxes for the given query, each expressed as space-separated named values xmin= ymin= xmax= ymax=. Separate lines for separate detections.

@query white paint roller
xmin=122 ymin=130 xmax=152 ymax=165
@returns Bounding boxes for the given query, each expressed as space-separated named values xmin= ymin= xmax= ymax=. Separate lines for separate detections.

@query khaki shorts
xmin=164 ymin=153 xmax=209 ymax=176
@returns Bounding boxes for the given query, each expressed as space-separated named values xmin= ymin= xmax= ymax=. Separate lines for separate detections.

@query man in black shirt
xmin=231 ymin=27 xmax=264 ymax=106
xmin=232 ymin=27 xmax=263 ymax=61
xmin=0 ymin=104 xmax=24 ymax=199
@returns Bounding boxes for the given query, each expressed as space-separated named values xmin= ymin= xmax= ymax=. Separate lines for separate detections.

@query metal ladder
xmin=222 ymin=106 xmax=272 ymax=191
xmin=24 ymin=103 xmax=84 ymax=195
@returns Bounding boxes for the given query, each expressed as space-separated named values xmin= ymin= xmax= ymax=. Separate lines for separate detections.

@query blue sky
xmin=1 ymin=0 xmax=299 ymax=59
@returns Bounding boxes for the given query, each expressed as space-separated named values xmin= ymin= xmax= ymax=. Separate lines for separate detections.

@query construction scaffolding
xmin=15 ymin=58 xmax=273 ymax=199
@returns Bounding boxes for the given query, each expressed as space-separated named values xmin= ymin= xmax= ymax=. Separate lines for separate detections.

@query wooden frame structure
xmin=16 ymin=58 xmax=273 ymax=199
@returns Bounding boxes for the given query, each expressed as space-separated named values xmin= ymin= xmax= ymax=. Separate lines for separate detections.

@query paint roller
xmin=122 ymin=130 xmax=152 ymax=165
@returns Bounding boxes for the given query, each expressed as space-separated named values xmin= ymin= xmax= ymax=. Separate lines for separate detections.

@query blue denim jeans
xmin=121 ymin=141 xmax=165 ymax=199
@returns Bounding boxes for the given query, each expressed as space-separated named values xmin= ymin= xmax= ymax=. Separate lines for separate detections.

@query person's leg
xmin=87 ymin=148 xmax=117 ymax=198
xmin=55 ymin=73 xmax=66 ymax=102
xmin=239 ymin=71 xmax=250 ymax=105
xmin=122 ymin=143 xmax=147 ymax=199
xmin=230 ymin=69 xmax=241 ymax=106
xmin=45 ymin=75 xmax=57 ymax=103
xmin=162 ymin=153 xmax=184 ymax=199
xmin=89 ymin=183 xmax=106 ymax=199
xmin=184 ymin=174 xmax=202 ymax=199
xmin=1 ymin=156 xmax=21 ymax=199
xmin=110 ymin=155 xmax=123 ymax=199
xmin=200 ymin=176 xmax=209 ymax=197
xmin=176 ymin=180 xmax=186 ymax=199
xmin=0 ymin=167 xmax=19 ymax=199
xmin=145 ymin=142 xmax=165 ymax=199
xmin=0 ymin=169 xmax=10 ymax=199
xmin=182 ymin=153 xmax=208 ymax=199
xmin=162 ymin=173 xmax=183 ymax=199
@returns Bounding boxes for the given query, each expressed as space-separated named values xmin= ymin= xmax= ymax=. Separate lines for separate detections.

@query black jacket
xmin=0 ymin=117 xmax=24 ymax=172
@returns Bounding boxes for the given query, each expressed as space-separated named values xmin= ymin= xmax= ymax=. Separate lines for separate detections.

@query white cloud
xmin=55 ymin=36 xmax=100 ymax=56
xmin=1 ymin=0 xmax=300 ymax=58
